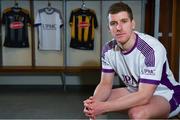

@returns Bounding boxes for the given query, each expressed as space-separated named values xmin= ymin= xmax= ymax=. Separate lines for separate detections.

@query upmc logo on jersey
xmin=78 ymin=22 xmax=89 ymax=28
xmin=42 ymin=24 xmax=57 ymax=30
xmin=122 ymin=74 xmax=138 ymax=88
xmin=141 ymin=68 xmax=155 ymax=75
xmin=10 ymin=22 xmax=24 ymax=29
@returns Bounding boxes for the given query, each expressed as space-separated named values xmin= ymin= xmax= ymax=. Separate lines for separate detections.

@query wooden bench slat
xmin=0 ymin=66 xmax=101 ymax=73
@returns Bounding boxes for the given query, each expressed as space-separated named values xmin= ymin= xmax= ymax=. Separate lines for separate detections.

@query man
xmin=83 ymin=2 xmax=180 ymax=119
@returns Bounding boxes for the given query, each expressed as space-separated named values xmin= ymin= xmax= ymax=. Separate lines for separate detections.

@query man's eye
xmin=110 ymin=22 xmax=117 ymax=26
xmin=122 ymin=20 xmax=128 ymax=23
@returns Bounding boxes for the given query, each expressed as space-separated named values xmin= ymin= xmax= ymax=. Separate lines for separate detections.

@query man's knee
xmin=128 ymin=107 xmax=148 ymax=119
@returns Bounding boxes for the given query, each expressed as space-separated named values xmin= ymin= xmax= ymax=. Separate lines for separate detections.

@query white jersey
xmin=35 ymin=7 xmax=63 ymax=51
xmin=102 ymin=31 xmax=180 ymax=115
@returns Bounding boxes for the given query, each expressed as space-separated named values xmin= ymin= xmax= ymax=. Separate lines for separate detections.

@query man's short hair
xmin=108 ymin=2 xmax=133 ymax=21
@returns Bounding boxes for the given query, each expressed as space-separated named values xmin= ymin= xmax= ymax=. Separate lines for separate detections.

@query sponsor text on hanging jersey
xmin=35 ymin=7 xmax=63 ymax=51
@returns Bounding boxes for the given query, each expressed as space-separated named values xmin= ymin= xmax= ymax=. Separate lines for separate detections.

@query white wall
xmin=0 ymin=0 xmax=145 ymax=85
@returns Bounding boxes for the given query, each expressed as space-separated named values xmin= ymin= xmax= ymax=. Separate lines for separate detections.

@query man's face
xmin=108 ymin=11 xmax=135 ymax=45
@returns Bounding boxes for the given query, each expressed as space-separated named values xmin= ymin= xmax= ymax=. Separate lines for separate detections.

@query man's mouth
xmin=116 ymin=33 xmax=125 ymax=37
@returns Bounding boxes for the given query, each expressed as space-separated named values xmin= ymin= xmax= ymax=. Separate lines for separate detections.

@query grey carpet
xmin=0 ymin=85 xmax=129 ymax=119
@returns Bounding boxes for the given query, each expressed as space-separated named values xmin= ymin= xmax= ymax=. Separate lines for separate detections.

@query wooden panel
xmin=65 ymin=66 xmax=101 ymax=74
xmin=159 ymin=0 xmax=172 ymax=60
xmin=145 ymin=0 xmax=155 ymax=35
xmin=159 ymin=0 xmax=179 ymax=81
xmin=0 ymin=66 xmax=65 ymax=73
xmin=0 ymin=66 xmax=101 ymax=74
xmin=172 ymin=0 xmax=180 ymax=81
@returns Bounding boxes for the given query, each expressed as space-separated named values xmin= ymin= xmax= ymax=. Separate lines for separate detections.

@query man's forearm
xmin=93 ymin=83 xmax=112 ymax=102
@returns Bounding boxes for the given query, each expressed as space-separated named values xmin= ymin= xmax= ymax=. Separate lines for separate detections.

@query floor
xmin=0 ymin=85 xmax=129 ymax=119
xmin=0 ymin=85 xmax=179 ymax=120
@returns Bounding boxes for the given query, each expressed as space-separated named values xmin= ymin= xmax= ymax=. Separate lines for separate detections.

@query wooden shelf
xmin=0 ymin=66 xmax=65 ymax=73
xmin=0 ymin=66 xmax=101 ymax=74
xmin=65 ymin=66 xmax=101 ymax=74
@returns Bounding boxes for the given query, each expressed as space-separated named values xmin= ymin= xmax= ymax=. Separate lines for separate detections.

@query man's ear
xmin=107 ymin=24 xmax=110 ymax=32
xmin=132 ymin=19 xmax=136 ymax=30
xmin=107 ymin=25 xmax=111 ymax=32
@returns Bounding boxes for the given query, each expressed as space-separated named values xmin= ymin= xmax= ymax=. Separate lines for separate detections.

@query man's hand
xmin=83 ymin=96 xmax=96 ymax=119
xmin=83 ymin=96 xmax=107 ymax=119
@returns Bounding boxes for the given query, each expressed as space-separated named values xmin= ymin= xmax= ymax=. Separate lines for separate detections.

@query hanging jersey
xmin=2 ymin=7 xmax=31 ymax=48
xmin=69 ymin=8 xmax=98 ymax=50
xmin=35 ymin=7 xmax=63 ymax=51
xmin=102 ymin=31 xmax=180 ymax=112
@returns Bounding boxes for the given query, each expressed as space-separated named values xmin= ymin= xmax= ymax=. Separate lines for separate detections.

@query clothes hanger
xmin=81 ymin=0 xmax=88 ymax=10
xmin=47 ymin=0 xmax=52 ymax=10
xmin=14 ymin=0 xmax=19 ymax=8
xmin=12 ymin=0 xmax=21 ymax=11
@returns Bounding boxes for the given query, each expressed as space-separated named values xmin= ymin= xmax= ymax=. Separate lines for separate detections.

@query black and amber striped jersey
xmin=69 ymin=8 xmax=98 ymax=50
xmin=2 ymin=7 xmax=31 ymax=48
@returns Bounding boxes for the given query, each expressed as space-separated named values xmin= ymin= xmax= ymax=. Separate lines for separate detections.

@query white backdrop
xmin=0 ymin=0 xmax=146 ymax=85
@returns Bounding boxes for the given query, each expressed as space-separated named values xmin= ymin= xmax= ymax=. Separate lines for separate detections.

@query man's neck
xmin=120 ymin=32 xmax=136 ymax=52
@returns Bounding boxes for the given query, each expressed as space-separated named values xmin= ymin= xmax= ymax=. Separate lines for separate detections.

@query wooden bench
xmin=0 ymin=66 xmax=101 ymax=90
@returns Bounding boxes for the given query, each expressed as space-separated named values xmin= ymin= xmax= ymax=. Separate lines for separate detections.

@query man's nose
xmin=116 ymin=23 xmax=122 ymax=30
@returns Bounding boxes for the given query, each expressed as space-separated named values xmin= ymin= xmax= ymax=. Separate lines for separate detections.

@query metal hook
xmin=14 ymin=0 xmax=18 ymax=7
xmin=81 ymin=0 xmax=86 ymax=10
xmin=48 ymin=0 xmax=51 ymax=7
